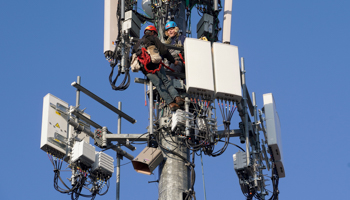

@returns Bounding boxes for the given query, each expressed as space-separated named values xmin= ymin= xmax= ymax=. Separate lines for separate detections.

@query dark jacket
xmin=132 ymin=34 xmax=175 ymax=70
xmin=169 ymin=34 xmax=186 ymax=46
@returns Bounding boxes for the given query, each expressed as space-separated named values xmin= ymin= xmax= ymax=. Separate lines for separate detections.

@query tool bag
xmin=130 ymin=53 xmax=141 ymax=72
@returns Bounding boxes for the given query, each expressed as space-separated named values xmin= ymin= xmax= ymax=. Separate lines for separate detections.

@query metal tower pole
xmin=156 ymin=2 xmax=190 ymax=199
xmin=158 ymin=119 xmax=190 ymax=200
xmin=116 ymin=101 xmax=122 ymax=200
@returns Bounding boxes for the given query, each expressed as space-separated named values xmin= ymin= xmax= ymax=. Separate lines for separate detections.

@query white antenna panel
xmin=212 ymin=42 xmax=242 ymax=102
xmin=263 ymin=93 xmax=285 ymax=177
xmin=104 ymin=0 xmax=119 ymax=53
xmin=184 ymin=38 xmax=215 ymax=98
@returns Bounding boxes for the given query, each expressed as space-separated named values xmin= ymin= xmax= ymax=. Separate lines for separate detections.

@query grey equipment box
xmin=122 ymin=10 xmax=141 ymax=38
xmin=197 ymin=13 xmax=213 ymax=38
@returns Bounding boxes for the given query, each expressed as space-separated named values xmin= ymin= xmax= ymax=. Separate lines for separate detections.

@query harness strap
xmin=138 ymin=47 xmax=162 ymax=74
xmin=179 ymin=53 xmax=185 ymax=65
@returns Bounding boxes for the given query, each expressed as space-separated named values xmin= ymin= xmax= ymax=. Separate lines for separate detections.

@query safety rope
xmin=138 ymin=47 xmax=176 ymax=74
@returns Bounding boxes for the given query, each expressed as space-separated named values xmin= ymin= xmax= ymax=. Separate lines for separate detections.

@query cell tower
xmin=40 ymin=1 xmax=285 ymax=200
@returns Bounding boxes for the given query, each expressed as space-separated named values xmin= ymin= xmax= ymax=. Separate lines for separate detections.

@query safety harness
xmin=137 ymin=47 xmax=175 ymax=74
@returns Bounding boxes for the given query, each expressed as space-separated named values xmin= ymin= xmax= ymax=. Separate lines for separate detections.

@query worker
xmin=164 ymin=21 xmax=186 ymax=75
xmin=132 ymin=25 xmax=184 ymax=111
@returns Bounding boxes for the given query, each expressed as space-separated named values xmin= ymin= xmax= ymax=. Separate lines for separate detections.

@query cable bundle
xmin=109 ymin=64 xmax=131 ymax=91
xmin=48 ymin=153 xmax=110 ymax=200
xmin=207 ymin=100 xmax=236 ymax=157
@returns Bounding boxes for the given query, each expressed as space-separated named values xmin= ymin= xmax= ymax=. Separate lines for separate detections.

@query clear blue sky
xmin=1 ymin=0 xmax=349 ymax=199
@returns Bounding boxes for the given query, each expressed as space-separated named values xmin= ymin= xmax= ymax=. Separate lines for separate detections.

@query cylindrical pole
xmin=201 ymin=152 xmax=207 ymax=200
xmin=76 ymin=76 xmax=81 ymax=108
xmin=116 ymin=102 xmax=122 ymax=200
xmin=252 ymin=92 xmax=258 ymax=188
xmin=214 ymin=0 xmax=218 ymax=11
xmin=120 ymin=0 xmax=125 ymax=20
xmin=222 ymin=0 xmax=233 ymax=44
xmin=158 ymin=122 xmax=189 ymax=200
xmin=185 ymin=97 xmax=190 ymax=136
xmin=149 ymin=82 xmax=153 ymax=135
xmin=241 ymin=57 xmax=250 ymax=166
xmin=157 ymin=2 xmax=190 ymax=199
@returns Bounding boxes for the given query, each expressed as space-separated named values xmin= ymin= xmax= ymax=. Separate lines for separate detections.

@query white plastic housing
xmin=104 ymin=0 xmax=119 ymax=53
xmin=222 ymin=0 xmax=233 ymax=43
xmin=40 ymin=94 xmax=69 ymax=158
xmin=71 ymin=141 xmax=96 ymax=167
xmin=41 ymin=94 xmax=91 ymax=159
xmin=212 ymin=43 xmax=242 ymax=102
xmin=263 ymin=93 xmax=283 ymax=163
xmin=92 ymin=152 xmax=114 ymax=177
xmin=184 ymin=38 xmax=215 ymax=98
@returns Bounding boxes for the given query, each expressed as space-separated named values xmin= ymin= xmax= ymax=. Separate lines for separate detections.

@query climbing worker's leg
xmin=146 ymin=72 xmax=179 ymax=110
xmin=157 ymin=67 xmax=180 ymax=100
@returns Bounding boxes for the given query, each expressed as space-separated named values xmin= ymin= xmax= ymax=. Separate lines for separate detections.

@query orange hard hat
xmin=144 ymin=25 xmax=158 ymax=35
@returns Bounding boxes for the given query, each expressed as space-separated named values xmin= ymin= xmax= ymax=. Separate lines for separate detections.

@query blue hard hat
xmin=165 ymin=21 xmax=177 ymax=30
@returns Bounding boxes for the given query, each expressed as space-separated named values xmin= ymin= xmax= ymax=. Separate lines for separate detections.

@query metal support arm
xmin=71 ymin=82 xmax=136 ymax=124
xmin=105 ymin=133 xmax=149 ymax=142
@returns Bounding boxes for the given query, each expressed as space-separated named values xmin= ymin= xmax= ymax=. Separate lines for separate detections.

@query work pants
xmin=146 ymin=67 xmax=179 ymax=105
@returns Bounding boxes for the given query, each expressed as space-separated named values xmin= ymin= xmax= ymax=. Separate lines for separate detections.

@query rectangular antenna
xmin=71 ymin=82 xmax=137 ymax=124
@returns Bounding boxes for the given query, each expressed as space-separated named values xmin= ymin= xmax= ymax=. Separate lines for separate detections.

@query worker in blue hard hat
xmin=131 ymin=25 xmax=183 ymax=111
xmin=164 ymin=21 xmax=186 ymax=76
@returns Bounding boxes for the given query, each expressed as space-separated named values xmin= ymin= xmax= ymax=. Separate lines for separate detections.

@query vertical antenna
xmin=76 ymin=76 xmax=81 ymax=108
xmin=222 ymin=0 xmax=233 ymax=44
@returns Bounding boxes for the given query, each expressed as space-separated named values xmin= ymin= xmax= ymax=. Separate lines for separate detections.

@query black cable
xmin=217 ymin=139 xmax=245 ymax=152
xmin=109 ymin=66 xmax=131 ymax=91
xmin=130 ymin=132 xmax=149 ymax=144
xmin=98 ymin=179 xmax=110 ymax=196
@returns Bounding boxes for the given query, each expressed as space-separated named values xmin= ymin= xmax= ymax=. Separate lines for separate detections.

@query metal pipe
xmin=116 ymin=101 xmax=122 ymax=200
xmin=111 ymin=145 xmax=134 ymax=161
xmin=76 ymin=76 xmax=81 ymax=108
xmin=120 ymin=0 xmax=125 ymax=20
xmin=67 ymin=119 xmax=94 ymax=138
xmin=252 ymin=92 xmax=259 ymax=188
xmin=105 ymin=134 xmax=148 ymax=141
xmin=252 ymin=92 xmax=259 ymax=148
xmin=185 ymin=97 xmax=190 ymax=136
xmin=241 ymin=57 xmax=250 ymax=166
xmin=149 ymin=81 xmax=154 ymax=135
xmin=121 ymin=36 xmax=125 ymax=71
xmin=214 ymin=0 xmax=218 ymax=11
xmin=71 ymin=82 xmax=136 ymax=124
xmin=200 ymin=153 xmax=207 ymax=200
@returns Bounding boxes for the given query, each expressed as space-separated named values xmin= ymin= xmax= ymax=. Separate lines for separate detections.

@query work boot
xmin=169 ymin=103 xmax=180 ymax=111
xmin=175 ymin=96 xmax=185 ymax=106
